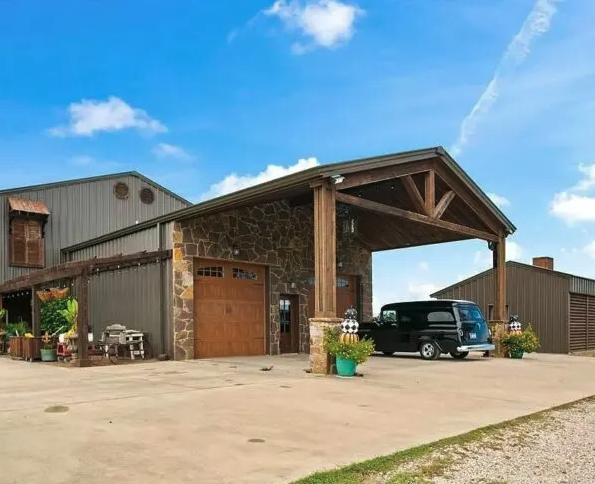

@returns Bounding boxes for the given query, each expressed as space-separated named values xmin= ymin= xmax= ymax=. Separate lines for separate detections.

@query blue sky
xmin=1 ymin=0 xmax=594 ymax=313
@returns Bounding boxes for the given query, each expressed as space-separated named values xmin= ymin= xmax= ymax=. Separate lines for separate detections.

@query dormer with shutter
xmin=7 ymin=197 xmax=50 ymax=268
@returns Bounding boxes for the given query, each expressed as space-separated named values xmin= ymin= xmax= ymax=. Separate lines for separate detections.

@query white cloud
xmin=49 ymin=96 xmax=167 ymax=137
xmin=473 ymin=239 xmax=523 ymax=269
xmin=152 ymin=143 xmax=194 ymax=161
xmin=263 ymin=0 xmax=364 ymax=52
xmin=574 ymin=161 xmax=595 ymax=191
xmin=407 ymin=282 xmax=440 ymax=301
xmin=418 ymin=261 xmax=429 ymax=272
xmin=200 ymin=157 xmax=319 ymax=201
xmin=550 ymin=192 xmax=595 ymax=223
xmin=487 ymin=192 xmax=511 ymax=208
xmin=450 ymin=0 xmax=563 ymax=157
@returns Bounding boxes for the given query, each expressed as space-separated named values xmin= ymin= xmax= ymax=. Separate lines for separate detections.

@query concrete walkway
xmin=1 ymin=352 xmax=595 ymax=484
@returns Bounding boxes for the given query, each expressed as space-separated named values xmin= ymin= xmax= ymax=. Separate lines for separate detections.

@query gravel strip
xmin=374 ymin=399 xmax=595 ymax=484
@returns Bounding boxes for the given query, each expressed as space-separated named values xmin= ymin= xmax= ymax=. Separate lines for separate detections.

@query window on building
xmin=196 ymin=266 xmax=224 ymax=278
xmin=9 ymin=218 xmax=45 ymax=268
xmin=233 ymin=267 xmax=257 ymax=280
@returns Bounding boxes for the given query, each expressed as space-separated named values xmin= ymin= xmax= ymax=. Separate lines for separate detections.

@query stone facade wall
xmin=172 ymin=200 xmax=372 ymax=360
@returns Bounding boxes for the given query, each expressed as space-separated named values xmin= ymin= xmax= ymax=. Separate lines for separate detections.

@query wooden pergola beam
xmin=335 ymin=192 xmax=499 ymax=242
xmin=0 ymin=250 xmax=172 ymax=294
xmin=337 ymin=160 xmax=434 ymax=191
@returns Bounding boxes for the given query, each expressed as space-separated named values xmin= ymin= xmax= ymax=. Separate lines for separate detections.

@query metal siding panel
xmin=88 ymin=264 xmax=163 ymax=355
xmin=569 ymin=293 xmax=588 ymax=352
xmin=1 ymin=176 xmax=185 ymax=282
xmin=435 ymin=265 xmax=570 ymax=353
xmin=164 ymin=259 xmax=174 ymax=356
xmin=570 ymin=277 xmax=595 ymax=296
xmin=68 ymin=227 xmax=160 ymax=260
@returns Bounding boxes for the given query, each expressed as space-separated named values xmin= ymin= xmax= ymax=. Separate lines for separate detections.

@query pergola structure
xmin=306 ymin=148 xmax=515 ymax=372
xmin=0 ymin=250 xmax=171 ymax=366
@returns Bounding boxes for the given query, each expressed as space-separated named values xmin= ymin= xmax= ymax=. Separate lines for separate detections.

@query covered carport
xmin=306 ymin=147 xmax=516 ymax=372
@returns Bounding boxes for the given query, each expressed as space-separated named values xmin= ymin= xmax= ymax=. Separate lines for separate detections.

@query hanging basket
xmin=37 ymin=290 xmax=53 ymax=302
xmin=51 ymin=287 xmax=69 ymax=300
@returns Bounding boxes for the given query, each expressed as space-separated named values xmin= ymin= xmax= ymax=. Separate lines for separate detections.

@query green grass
xmin=290 ymin=396 xmax=595 ymax=484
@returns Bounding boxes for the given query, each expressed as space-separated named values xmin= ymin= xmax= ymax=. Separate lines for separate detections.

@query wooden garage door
xmin=569 ymin=293 xmax=595 ymax=352
xmin=193 ymin=260 xmax=265 ymax=358
xmin=307 ymin=275 xmax=357 ymax=319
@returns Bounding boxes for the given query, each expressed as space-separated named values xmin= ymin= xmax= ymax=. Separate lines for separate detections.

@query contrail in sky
xmin=450 ymin=0 xmax=563 ymax=157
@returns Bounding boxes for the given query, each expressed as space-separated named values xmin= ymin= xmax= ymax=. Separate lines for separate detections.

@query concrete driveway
xmin=2 ymin=352 xmax=595 ymax=484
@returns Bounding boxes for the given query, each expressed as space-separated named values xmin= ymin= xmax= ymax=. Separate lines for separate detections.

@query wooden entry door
xmin=279 ymin=295 xmax=299 ymax=354
xmin=307 ymin=275 xmax=357 ymax=320
xmin=193 ymin=260 xmax=266 ymax=358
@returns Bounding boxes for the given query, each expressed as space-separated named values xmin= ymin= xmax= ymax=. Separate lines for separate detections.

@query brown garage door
xmin=307 ymin=275 xmax=357 ymax=319
xmin=193 ymin=260 xmax=265 ymax=358
xmin=569 ymin=293 xmax=595 ymax=352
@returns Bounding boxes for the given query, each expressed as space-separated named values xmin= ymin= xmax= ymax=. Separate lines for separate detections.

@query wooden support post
xmin=309 ymin=182 xmax=342 ymax=375
xmin=31 ymin=286 xmax=40 ymax=337
xmin=73 ymin=269 xmax=91 ymax=367
xmin=489 ymin=236 xmax=508 ymax=358
xmin=493 ymin=237 xmax=506 ymax=322
xmin=313 ymin=183 xmax=337 ymax=318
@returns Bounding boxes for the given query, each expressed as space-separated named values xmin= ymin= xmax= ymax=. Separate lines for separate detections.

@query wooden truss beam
xmin=337 ymin=160 xmax=434 ymax=191
xmin=433 ymin=190 xmax=456 ymax=219
xmin=335 ymin=192 xmax=498 ymax=242
xmin=424 ymin=171 xmax=435 ymax=215
xmin=401 ymin=176 xmax=427 ymax=215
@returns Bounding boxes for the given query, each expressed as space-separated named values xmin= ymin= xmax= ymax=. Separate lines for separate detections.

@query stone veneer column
xmin=309 ymin=317 xmax=341 ymax=374
xmin=172 ymin=223 xmax=195 ymax=360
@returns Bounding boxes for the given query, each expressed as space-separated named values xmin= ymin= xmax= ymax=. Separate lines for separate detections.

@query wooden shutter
xmin=9 ymin=218 xmax=45 ymax=268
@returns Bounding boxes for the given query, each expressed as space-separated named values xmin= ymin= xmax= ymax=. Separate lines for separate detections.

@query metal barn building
xmin=431 ymin=257 xmax=595 ymax=354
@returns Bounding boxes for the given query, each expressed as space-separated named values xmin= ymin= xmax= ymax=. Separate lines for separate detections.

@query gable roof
xmin=0 ymin=171 xmax=191 ymax=206
xmin=430 ymin=260 xmax=595 ymax=298
xmin=62 ymin=146 xmax=516 ymax=253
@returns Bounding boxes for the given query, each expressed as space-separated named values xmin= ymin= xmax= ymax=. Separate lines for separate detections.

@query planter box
xmin=9 ymin=336 xmax=25 ymax=359
xmin=23 ymin=338 xmax=42 ymax=361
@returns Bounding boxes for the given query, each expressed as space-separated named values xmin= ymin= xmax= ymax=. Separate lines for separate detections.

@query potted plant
xmin=5 ymin=322 xmax=28 ymax=358
xmin=323 ymin=326 xmax=375 ymax=377
xmin=502 ymin=324 xmax=540 ymax=359
xmin=40 ymin=332 xmax=57 ymax=362
xmin=59 ymin=298 xmax=78 ymax=359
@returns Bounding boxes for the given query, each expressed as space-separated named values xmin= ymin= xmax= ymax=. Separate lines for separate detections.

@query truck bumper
xmin=456 ymin=343 xmax=495 ymax=353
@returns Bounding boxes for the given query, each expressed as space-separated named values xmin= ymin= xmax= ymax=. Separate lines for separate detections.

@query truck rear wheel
xmin=450 ymin=351 xmax=469 ymax=359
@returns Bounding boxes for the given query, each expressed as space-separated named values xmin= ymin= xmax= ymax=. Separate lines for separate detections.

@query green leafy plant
xmin=59 ymin=298 xmax=78 ymax=336
xmin=40 ymin=297 xmax=73 ymax=336
xmin=502 ymin=324 xmax=540 ymax=355
xmin=323 ymin=326 xmax=375 ymax=365
xmin=5 ymin=322 xmax=28 ymax=336
xmin=0 ymin=308 xmax=6 ymax=330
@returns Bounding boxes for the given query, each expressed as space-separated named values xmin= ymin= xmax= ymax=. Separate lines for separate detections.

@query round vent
xmin=113 ymin=182 xmax=129 ymax=200
xmin=140 ymin=187 xmax=155 ymax=205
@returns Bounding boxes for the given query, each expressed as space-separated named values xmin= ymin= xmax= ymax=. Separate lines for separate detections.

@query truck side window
xmin=427 ymin=311 xmax=455 ymax=322
xmin=381 ymin=309 xmax=397 ymax=327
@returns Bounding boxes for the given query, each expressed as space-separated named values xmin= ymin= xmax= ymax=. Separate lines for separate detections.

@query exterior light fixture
xmin=342 ymin=217 xmax=357 ymax=236
xmin=232 ymin=247 xmax=240 ymax=256
xmin=331 ymin=174 xmax=345 ymax=185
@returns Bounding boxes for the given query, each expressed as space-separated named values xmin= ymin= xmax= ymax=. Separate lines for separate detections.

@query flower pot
xmin=509 ymin=348 xmax=524 ymax=359
xmin=336 ymin=355 xmax=357 ymax=377
xmin=40 ymin=348 xmax=57 ymax=362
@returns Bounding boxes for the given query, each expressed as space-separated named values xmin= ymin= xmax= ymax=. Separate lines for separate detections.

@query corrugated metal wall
xmin=88 ymin=263 xmax=164 ymax=355
xmin=570 ymin=277 xmax=595 ymax=297
xmin=70 ymin=221 xmax=175 ymax=357
xmin=68 ymin=226 xmax=160 ymax=261
xmin=568 ymin=293 xmax=595 ymax=353
xmin=0 ymin=175 xmax=186 ymax=282
xmin=434 ymin=263 xmax=571 ymax=354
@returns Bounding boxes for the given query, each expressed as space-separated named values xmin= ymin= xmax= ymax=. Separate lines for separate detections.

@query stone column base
xmin=309 ymin=317 xmax=342 ymax=374
xmin=488 ymin=320 xmax=508 ymax=358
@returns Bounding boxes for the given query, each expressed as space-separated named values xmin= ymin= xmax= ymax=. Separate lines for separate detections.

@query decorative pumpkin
xmin=340 ymin=332 xmax=360 ymax=343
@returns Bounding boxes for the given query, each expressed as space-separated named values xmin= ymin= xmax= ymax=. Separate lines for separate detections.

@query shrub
xmin=40 ymin=297 xmax=72 ymax=336
xmin=323 ymin=326 xmax=375 ymax=365
xmin=501 ymin=324 xmax=540 ymax=355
